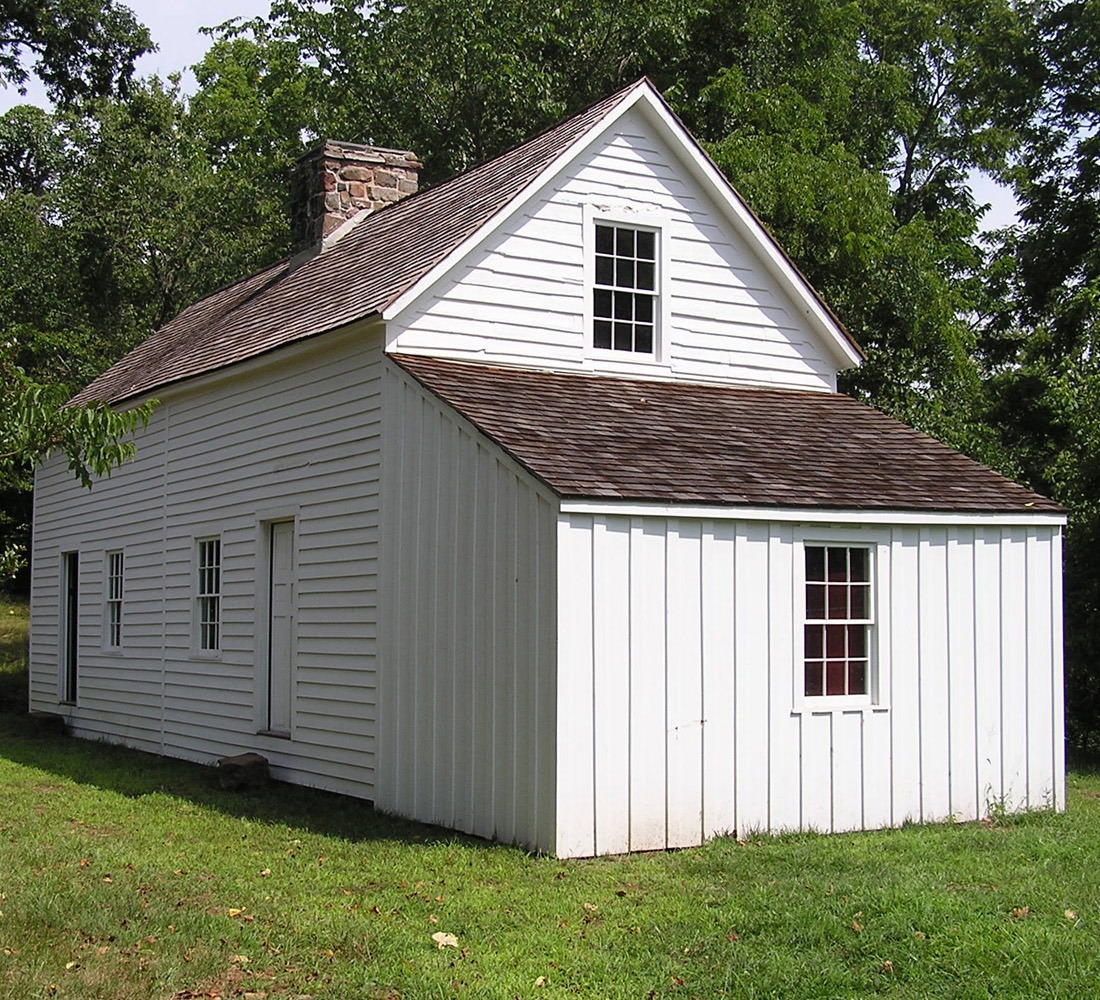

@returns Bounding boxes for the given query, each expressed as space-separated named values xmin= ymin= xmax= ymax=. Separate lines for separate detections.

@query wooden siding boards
xmin=552 ymin=514 xmax=1064 ymax=857
xmin=389 ymin=105 xmax=839 ymax=392
xmin=376 ymin=363 xmax=559 ymax=849
xmin=30 ymin=325 xmax=385 ymax=799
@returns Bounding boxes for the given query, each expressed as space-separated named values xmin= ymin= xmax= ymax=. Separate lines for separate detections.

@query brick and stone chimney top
xmin=290 ymin=141 xmax=422 ymax=252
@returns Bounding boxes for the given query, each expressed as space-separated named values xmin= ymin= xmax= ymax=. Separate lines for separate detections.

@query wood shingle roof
xmin=73 ymin=83 xmax=646 ymax=406
xmin=392 ymin=355 xmax=1061 ymax=514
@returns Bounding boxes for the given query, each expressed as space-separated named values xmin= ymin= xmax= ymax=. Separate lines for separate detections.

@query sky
xmin=0 ymin=0 xmax=1020 ymax=228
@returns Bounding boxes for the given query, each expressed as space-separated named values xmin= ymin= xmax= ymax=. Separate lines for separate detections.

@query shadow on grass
xmin=0 ymin=700 xmax=495 ymax=853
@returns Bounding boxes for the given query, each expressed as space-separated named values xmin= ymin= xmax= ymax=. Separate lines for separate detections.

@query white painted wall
xmin=30 ymin=323 xmax=386 ymax=797
xmin=376 ymin=362 xmax=559 ymax=849
xmin=555 ymin=513 xmax=1064 ymax=858
xmin=388 ymin=105 xmax=840 ymax=392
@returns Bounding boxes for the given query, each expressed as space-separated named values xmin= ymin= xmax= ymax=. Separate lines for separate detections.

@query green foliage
xmin=0 ymin=0 xmax=152 ymax=103
xmin=0 ymin=343 xmax=152 ymax=578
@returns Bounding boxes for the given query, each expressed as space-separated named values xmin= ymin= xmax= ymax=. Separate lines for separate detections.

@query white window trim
xmin=104 ymin=549 xmax=124 ymax=650
xmin=792 ymin=527 xmax=890 ymax=714
xmin=582 ymin=202 xmax=672 ymax=369
xmin=192 ymin=535 xmax=223 ymax=659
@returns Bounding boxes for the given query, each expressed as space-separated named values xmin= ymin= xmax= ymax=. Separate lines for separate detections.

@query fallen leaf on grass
xmin=881 ymin=960 xmax=894 ymax=974
xmin=1012 ymin=906 xmax=1030 ymax=920
xmin=583 ymin=902 xmax=598 ymax=912
xmin=432 ymin=932 xmax=459 ymax=949
xmin=260 ymin=869 xmax=271 ymax=878
xmin=727 ymin=932 xmax=740 ymax=942
xmin=229 ymin=954 xmax=250 ymax=965
xmin=535 ymin=976 xmax=547 ymax=987
xmin=1065 ymin=909 xmax=1077 ymax=921
xmin=227 ymin=909 xmax=244 ymax=917
xmin=851 ymin=920 xmax=864 ymax=933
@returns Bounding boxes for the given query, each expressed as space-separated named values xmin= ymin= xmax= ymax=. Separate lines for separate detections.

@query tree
xmin=0 ymin=0 xmax=152 ymax=103
xmin=978 ymin=0 xmax=1100 ymax=747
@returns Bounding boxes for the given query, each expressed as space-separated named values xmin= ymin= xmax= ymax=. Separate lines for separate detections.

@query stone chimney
xmin=290 ymin=141 xmax=422 ymax=252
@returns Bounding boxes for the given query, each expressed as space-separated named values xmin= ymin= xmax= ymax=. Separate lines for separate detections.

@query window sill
xmin=792 ymin=699 xmax=888 ymax=715
xmin=257 ymin=728 xmax=291 ymax=740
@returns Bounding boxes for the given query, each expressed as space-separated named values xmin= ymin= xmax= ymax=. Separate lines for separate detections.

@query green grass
xmin=1 ymin=601 xmax=1099 ymax=999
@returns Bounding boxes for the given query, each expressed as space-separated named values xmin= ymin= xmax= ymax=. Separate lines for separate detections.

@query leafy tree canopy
xmin=0 ymin=0 xmax=153 ymax=103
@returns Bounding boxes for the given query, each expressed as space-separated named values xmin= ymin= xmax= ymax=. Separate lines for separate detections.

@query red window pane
xmin=805 ymin=624 xmax=823 ymax=659
xmin=849 ymin=548 xmax=869 ymax=582
xmin=806 ymin=584 xmax=825 ymax=619
xmin=827 ymin=584 xmax=847 ymax=618
xmin=825 ymin=624 xmax=846 ymax=658
xmin=850 ymin=584 xmax=870 ymax=620
xmin=847 ymin=624 xmax=867 ymax=658
xmin=806 ymin=546 xmax=825 ymax=581
xmin=825 ymin=660 xmax=847 ymax=695
xmin=827 ymin=547 xmax=848 ymax=580
xmin=848 ymin=660 xmax=867 ymax=695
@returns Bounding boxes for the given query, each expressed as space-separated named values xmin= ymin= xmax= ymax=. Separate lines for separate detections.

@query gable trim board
xmin=31 ymin=80 xmax=1064 ymax=858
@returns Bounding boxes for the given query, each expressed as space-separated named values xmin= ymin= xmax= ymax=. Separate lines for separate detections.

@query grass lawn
xmin=1 ymin=597 xmax=1099 ymax=999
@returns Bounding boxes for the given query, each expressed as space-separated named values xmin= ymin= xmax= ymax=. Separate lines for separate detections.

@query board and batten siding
xmin=376 ymin=361 xmax=559 ymax=850
xmin=555 ymin=512 xmax=1065 ymax=858
xmin=30 ymin=323 xmax=386 ymax=798
xmin=387 ymin=105 xmax=840 ymax=392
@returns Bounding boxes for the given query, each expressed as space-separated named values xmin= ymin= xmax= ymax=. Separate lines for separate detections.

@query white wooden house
xmin=29 ymin=79 xmax=1066 ymax=857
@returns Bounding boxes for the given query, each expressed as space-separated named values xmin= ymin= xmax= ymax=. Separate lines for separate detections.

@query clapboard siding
xmin=389 ymin=105 xmax=838 ymax=391
xmin=376 ymin=361 xmax=559 ymax=849
xmin=29 ymin=324 xmax=385 ymax=799
xmin=554 ymin=514 xmax=1064 ymax=857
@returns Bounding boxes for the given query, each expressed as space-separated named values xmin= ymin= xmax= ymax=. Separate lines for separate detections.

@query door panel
xmin=267 ymin=521 xmax=295 ymax=733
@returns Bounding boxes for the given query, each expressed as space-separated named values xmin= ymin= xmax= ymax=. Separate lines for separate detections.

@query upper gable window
xmin=593 ymin=223 xmax=657 ymax=354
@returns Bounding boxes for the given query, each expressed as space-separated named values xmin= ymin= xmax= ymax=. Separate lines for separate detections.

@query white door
xmin=267 ymin=521 xmax=295 ymax=733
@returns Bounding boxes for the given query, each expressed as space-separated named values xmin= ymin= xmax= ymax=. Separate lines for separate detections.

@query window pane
xmin=806 ymin=583 xmax=825 ymax=619
xmin=849 ymin=548 xmax=869 ymax=582
xmin=636 ymin=230 xmax=655 ymax=260
xmin=848 ymin=660 xmax=868 ymax=695
xmin=594 ymin=288 xmax=612 ymax=318
xmin=827 ymin=584 xmax=847 ymax=618
xmin=594 ymin=319 xmax=612 ymax=349
xmin=637 ymin=261 xmax=655 ymax=290
xmin=827 ymin=547 xmax=848 ymax=580
xmin=825 ymin=624 xmax=845 ymax=658
xmin=613 ymin=290 xmax=633 ymax=319
xmin=616 ymin=226 xmax=635 ymax=256
xmin=805 ymin=662 xmax=824 ymax=697
xmin=805 ymin=624 xmax=823 ymax=659
xmin=595 ymin=255 xmax=613 ymax=286
xmin=850 ymin=584 xmax=870 ymax=620
xmin=806 ymin=546 xmax=825 ymax=581
xmin=616 ymin=257 xmax=634 ymax=288
xmin=847 ymin=623 xmax=867 ymax=657
xmin=596 ymin=224 xmax=614 ymax=254
xmin=614 ymin=322 xmax=633 ymax=351
xmin=825 ymin=660 xmax=847 ymax=695
xmin=634 ymin=325 xmax=653 ymax=354
xmin=636 ymin=294 xmax=653 ymax=323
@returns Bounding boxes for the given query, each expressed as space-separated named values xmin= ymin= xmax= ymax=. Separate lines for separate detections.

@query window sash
xmin=803 ymin=544 xmax=872 ymax=699
xmin=197 ymin=539 xmax=221 ymax=651
xmin=593 ymin=222 xmax=657 ymax=354
xmin=106 ymin=550 xmax=123 ymax=648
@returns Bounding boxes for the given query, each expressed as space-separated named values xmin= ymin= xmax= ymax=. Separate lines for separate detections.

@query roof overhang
xmin=559 ymin=499 xmax=1067 ymax=527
